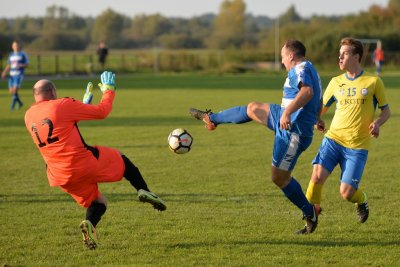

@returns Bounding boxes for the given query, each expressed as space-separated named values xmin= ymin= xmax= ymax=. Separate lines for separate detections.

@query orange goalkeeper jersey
xmin=24 ymin=90 xmax=115 ymax=186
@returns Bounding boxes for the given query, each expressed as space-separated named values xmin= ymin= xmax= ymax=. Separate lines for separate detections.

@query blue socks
xmin=209 ymin=106 xmax=251 ymax=125
xmin=10 ymin=93 xmax=23 ymax=111
xmin=282 ymin=177 xmax=313 ymax=217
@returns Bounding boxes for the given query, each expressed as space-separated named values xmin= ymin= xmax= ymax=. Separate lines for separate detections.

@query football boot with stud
xmin=356 ymin=192 xmax=369 ymax=223
xmin=138 ymin=189 xmax=167 ymax=211
xmin=188 ymin=108 xmax=217 ymax=131
xmin=80 ymin=220 xmax=97 ymax=250
xmin=296 ymin=204 xmax=321 ymax=235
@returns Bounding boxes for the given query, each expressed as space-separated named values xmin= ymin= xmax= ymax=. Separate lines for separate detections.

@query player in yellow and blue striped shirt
xmin=302 ymin=38 xmax=391 ymax=233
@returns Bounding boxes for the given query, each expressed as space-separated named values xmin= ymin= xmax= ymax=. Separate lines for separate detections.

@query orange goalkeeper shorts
xmin=59 ymin=146 xmax=125 ymax=208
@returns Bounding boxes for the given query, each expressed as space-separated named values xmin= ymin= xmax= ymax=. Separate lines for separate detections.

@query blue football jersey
xmin=7 ymin=51 xmax=29 ymax=77
xmin=281 ymin=61 xmax=322 ymax=137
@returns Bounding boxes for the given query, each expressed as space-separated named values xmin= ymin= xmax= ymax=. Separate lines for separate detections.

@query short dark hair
xmin=340 ymin=37 xmax=364 ymax=63
xmin=284 ymin=40 xmax=306 ymax=57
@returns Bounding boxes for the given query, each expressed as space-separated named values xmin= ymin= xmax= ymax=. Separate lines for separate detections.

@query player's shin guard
xmin=282 ymin=178 xmax=314 ymax=217
xmin=86 ymin=202 xmax=106 ymax=227
xmin=122 ymin=155 xmax=150 ymax=191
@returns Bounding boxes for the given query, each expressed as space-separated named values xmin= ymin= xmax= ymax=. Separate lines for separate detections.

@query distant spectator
xmin=97 ymin=41 xmax=108 ymax=69
xmin=372 ymin=41 xmax=384 ymax=76
xmin=1 ymin=40 xmax=29 ymax=111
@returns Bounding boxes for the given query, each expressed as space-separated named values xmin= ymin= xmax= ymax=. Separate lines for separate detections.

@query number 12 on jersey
xmin=31 ymin=118 xmax=59 ymax=147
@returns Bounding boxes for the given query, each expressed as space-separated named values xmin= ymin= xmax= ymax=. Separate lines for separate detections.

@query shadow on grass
xmin=0 ymin=193 xmax=70 ymax=204
xmin=168 ymin=239 xmax=400 ymax=248
xmin=107 ymin=192 xmax=277 ymax=204
xmin=0 ymin=192 xmax=275 ymax=204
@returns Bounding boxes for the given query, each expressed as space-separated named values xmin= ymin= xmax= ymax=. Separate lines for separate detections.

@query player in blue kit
xmin=190 ymin=40 xmax=322 ymax=234
xmin=1 ymin=40 xmax=29 ymax=111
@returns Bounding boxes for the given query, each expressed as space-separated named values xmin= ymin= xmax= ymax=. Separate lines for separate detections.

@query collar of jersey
xmin=345 ymin=70 xmax=364 ymax=81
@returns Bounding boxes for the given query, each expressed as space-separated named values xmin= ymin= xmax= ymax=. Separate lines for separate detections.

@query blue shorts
xmin=312 ymin=137 xmax=368 ymax=189
xmin=8 ymin=75 xmax=24 ymax=88
xmin=267 ymin=104 xmax=312 ymax=171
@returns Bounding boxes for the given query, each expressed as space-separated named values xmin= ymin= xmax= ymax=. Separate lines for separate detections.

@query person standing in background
xmin=1 ymin=40 xmax=29 ymax=111
xmin=372 ymin=41 xmax=384 ymax=76
xmin=97 ymin=41 xmax=108 ymax=70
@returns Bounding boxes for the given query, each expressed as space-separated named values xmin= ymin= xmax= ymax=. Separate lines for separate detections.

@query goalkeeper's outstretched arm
xmin=83 ymin=71 xmax=116 ymax=105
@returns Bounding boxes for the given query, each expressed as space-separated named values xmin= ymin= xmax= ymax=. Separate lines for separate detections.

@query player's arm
xmin=369 ymin=77 xmax=390 ymax=138
xmin=1 ymin=64 xmax=10 ymax=78
xmin=280 ymin=82 xmax=313 ymax=130
xmin=20 ymin=53 xmax=29 ymax=69
xmin=315 ymin=79 xmax=336 ymax=133
xmin=18 ymin=63 xmax=29 ymax=69
xmin=314 ymin=102 xmax=329 ymax=133
xmin=369 ymin=105 xmax=391 ymax=138
xmin=66 ymin=71 xmax=117 ymax=121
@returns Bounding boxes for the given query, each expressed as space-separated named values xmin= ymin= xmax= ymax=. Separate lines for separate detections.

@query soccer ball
xmin=168 ymin=128 xmax=193 ymax=154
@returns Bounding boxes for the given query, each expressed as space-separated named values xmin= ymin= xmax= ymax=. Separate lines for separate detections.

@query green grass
xmin=0 ymin=74 xmax=399 ymax=266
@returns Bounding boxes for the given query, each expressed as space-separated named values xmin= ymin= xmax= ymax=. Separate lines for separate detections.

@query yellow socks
xmin=306 ymin=180 xmax=323 ymax=204
xmin=350 ymin=189 xmax=367 ymax=204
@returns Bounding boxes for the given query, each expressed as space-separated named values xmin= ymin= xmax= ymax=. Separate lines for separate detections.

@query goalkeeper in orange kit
xmin=24 ymin=71 xmax=166 ymax=250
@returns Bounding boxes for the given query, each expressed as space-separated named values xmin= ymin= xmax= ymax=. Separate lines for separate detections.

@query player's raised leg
xmin=246 ymin=102 xmax=270 ymax=125
xmin=189 ymin=102 xmax=269 ymax=130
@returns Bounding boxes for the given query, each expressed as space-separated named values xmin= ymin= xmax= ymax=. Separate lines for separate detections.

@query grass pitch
xmin=0 ymin=73 xmax=399 ymax=266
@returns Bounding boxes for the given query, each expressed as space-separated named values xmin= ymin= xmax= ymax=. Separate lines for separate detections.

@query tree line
xmin=1 ymin=0 xmax=400 ymax=64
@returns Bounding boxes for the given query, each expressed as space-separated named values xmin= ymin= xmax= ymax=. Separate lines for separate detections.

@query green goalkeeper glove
xmin=98 ymin=71 xmax=116 ymax=93
xmin=83 ymin=82 xmax=93 ymax=104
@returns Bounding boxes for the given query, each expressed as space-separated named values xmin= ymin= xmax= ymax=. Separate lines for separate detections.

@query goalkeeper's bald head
xmin=33 ymin=79 xmax=57 ymax=101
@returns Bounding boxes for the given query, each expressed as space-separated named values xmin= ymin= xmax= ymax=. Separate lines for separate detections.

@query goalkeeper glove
xmin=83 ymin=82 xmax=93 ymax=104
xmin=98 ymin=71 xmax=116 ymax=93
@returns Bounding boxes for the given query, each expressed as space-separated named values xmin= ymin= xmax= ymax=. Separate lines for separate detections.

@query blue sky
xmin=0 ymin=0 xmax=389 ymax=19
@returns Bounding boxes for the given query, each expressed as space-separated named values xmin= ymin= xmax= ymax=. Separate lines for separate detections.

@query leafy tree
xmin=13 ymin=16 xmax=29 ymax=33
xmin=1 ymin=2 xmax=400 ymax=58
xmin=0 ymin=19 xmax=10 ymax=34
xmin=388 ymin=0 xmax=400 ymax=9
xmin=129 ymin=14 xmax=172 ymax=47
xmin=42 ymin=5 xmax=70 ymax=33
xmin=158 ymin=33 xmax=192 ymax=49
xmin=29 ymin=32 xmax=86 ymax=50
xmin=91 ymin=8 xmax=126 ymax=48
xmin=67 ymin=16 xmax=88 ymax=30
xmin=207 ymin=0 xmax=246 ymax=49
xmin=0 ymin=34 xmax=13 ymax=56
xmin=278 ymin=5 xmax=301 ymax=25
xmin=187 ymin=15 xmax=214 ymax=48
xmin=25 ymin=18 xmax=42 ymax=34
